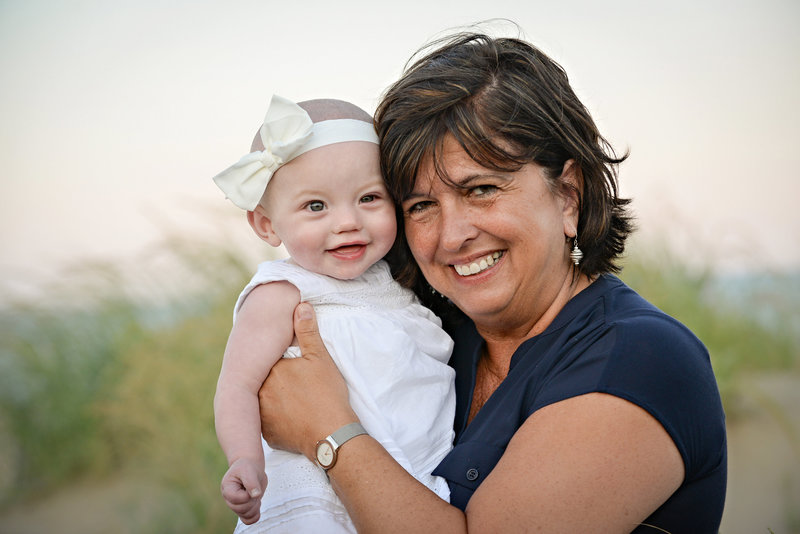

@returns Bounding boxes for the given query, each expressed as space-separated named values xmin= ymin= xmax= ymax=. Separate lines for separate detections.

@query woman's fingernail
xmin=297 ymin=303 xmax=312 ymax=320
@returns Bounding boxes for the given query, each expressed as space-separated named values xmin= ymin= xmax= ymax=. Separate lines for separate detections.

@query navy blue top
xmin=432 ymin=274 xmax=727 ymax=533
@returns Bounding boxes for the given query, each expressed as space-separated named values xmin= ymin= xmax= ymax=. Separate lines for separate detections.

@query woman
xmin=258 ymin=32 xmax=727 ymax=533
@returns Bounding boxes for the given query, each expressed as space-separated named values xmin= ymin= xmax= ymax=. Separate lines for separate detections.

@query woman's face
xmin=401 ymin=135 xmax=578 ymax=331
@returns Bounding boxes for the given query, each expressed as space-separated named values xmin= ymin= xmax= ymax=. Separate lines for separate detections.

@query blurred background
xmin=0 ymin=1 xmax=798 ymax=532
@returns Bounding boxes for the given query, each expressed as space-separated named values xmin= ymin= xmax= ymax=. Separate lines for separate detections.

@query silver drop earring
xmin=570 ymin=236 xmax=583 ymax=266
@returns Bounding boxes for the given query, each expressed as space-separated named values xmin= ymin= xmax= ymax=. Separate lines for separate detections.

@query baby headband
xmin=213 ymin=94 xmax=379 ymax=211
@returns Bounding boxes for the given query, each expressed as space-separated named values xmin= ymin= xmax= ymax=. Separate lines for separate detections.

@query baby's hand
xmin=221 ymin=457 xmax=268 ymax=524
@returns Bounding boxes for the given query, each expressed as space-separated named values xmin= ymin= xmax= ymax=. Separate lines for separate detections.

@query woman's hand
xmin=258 ymin=302 xmax=358 ymax=460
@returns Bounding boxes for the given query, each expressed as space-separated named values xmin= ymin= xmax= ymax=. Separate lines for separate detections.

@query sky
xmin=1 ymin=0 xmax=798 ymax=296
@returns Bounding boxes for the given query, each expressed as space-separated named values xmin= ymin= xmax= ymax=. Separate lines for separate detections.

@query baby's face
xmin=263 ymin=141 xmax=396 ymax=280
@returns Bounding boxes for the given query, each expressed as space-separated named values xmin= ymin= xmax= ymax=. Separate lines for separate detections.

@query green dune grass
xmin=0 ymin=238 xmax=797 ymax=531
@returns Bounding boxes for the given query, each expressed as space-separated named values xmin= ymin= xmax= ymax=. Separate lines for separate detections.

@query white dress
xmin=232 ymin=259 xmax=455 ymax=533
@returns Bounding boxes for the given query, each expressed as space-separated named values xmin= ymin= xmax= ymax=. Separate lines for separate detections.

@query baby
xmin=212 ymin=95 xmax=455 ymax=533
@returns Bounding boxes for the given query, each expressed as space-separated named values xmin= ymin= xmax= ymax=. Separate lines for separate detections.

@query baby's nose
xmin=332 ymin=208 xmax=361 ymax=233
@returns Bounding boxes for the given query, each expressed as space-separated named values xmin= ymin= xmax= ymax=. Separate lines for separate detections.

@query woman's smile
xmin=452 ymin=251 xmax=504 ymax=276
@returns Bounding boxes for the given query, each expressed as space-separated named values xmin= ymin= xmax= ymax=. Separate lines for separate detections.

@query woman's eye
xmin=405 ymin=200 xmax=433 ymax=214
xmin=470 ymin=184 xmax=498 ymax=197
xmin=307 ymin=201 xmax=325 ymax=212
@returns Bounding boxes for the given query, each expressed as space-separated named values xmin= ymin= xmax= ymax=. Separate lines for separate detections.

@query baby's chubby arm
xmin=214 ymin=281 xmax=300 ymax=524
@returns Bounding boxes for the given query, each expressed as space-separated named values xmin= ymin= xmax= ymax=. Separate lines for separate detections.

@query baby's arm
xmin=214 ymin=281 xmax=300 ymax=524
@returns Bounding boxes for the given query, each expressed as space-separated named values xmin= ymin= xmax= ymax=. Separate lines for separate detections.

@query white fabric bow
xmin=213 ymin=95 xmax=313 ymax=211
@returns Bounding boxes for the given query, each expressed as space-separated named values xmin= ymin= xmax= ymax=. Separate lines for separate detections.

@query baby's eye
xmin=360 ymin=194 xmax=376 ymax=203
xmin=306 ymin=200 xmax=325 ymax=212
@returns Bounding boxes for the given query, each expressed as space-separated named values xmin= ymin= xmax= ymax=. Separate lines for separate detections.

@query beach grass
xmin=0 ymin=237 xmax=796 ymax=531
xmin=0 ymin=238 xmax=260 ymax=530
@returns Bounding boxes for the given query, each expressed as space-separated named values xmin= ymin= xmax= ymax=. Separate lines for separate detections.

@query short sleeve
xmin=597 ymin=312 xmax=727 ymax=478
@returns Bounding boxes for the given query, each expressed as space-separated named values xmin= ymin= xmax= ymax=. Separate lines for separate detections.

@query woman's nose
xmin=439 ymin=203 xmax=479 ymax=251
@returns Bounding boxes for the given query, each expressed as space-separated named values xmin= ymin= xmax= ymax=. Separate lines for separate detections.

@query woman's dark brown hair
xmin=377 ymin=32 xmax=634 ymax=313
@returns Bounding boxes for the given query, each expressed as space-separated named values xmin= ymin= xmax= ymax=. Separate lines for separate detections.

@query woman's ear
xmin=559 ymin=159 xmax=582 ymax=238
xmin=248 ymin=205 xmax=282 ymax=247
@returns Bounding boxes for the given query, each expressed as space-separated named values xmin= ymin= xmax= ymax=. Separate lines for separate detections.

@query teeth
xmin=454 ymin=252 xmax=503 ymax=276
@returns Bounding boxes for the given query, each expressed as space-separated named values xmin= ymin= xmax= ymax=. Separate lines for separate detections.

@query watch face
xmin=316 ymin=441 xmax=335 ymax=468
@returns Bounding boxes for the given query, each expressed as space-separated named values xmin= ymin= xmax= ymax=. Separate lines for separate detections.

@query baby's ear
xmin=247 ymin=206 xmax=282 ymax=247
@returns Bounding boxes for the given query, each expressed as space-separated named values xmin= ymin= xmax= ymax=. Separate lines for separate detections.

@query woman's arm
xmin=467 ymin=393 xmax=684 ymax=532
xmin=259 ymin=303 xmax=684 ymax=533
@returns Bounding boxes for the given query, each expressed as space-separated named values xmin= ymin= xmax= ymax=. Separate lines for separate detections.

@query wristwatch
xmin=315 ymin=422 xmax=368 ymax=471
